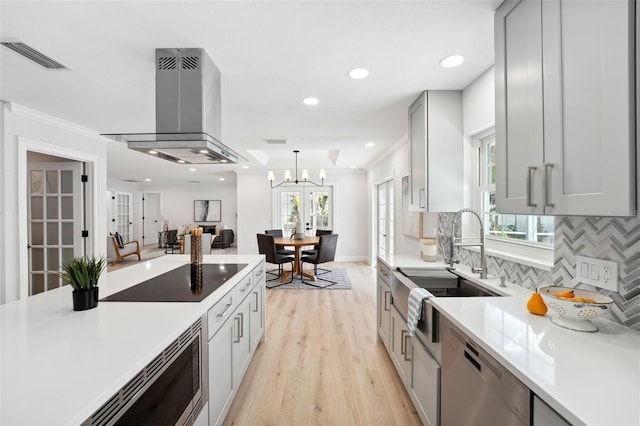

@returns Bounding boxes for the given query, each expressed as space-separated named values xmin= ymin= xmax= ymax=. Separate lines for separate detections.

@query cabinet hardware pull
xmin=234 ymin=317 xmax=241 ymax=343
xmin=253 ymin=291 xmax=259 ymax=312
xmin=419 ymin=188 xmax=426 ymax=208
xmin=526 ymin=166 xmax=537 ymax=207
xmin=217 ymin=302 xmax=233 ymax=318
xmin=384 ymin=291 xmax=391 ymax=311
xmin=239 ymin=313 xmax=244 ymax=338
xmin=400 ymin=329 xmax=406 ymax=355
xmin=543 ymin=163 xmax=555 ymax=207
xmin=404 ymin=333 xmax=411 ymax=362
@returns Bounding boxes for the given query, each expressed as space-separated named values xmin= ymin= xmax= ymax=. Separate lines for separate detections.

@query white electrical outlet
xmin=573 ymin=255 xmax=618 ymax=292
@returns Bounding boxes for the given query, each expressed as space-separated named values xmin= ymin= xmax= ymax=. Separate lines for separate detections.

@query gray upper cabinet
xmin=495 ymin=0 xmax=636 ymax=216
xmin=408 ymin=91 xmax=463 ymax=212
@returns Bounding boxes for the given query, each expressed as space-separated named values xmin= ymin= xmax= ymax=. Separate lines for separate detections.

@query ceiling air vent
xmin=1 ymin=41 xmax=67 ymax=70
xmin=264 ymin=139 xmax=288 ymax=145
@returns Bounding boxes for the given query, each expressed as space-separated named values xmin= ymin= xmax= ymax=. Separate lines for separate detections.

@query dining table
xmin=274 ymin=236 xmax=319 ymax=282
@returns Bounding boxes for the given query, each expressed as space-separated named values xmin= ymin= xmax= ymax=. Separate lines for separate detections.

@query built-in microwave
xmin=83 ymin=315 xmax=208 ymax=426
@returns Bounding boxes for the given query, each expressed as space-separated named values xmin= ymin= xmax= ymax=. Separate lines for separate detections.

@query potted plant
xmin=59 ymin=256 xmax=107 ymax=311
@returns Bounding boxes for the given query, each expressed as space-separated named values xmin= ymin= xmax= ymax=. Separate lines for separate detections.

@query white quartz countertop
xmin=380 ymin=254 xmax=640 ymax=425
xmin=0 ymin=254 xmax=262 ymax=426
xmin=377 ymin=253 xmax=448 ymax=270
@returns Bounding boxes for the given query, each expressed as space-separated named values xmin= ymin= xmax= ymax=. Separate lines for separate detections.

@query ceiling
xmin=0 ymin=0 xmax=500 ymax=185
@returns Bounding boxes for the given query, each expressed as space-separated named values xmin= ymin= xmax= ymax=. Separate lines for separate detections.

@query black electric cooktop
xmin=102 ymin=263 xmax=248 ymax=302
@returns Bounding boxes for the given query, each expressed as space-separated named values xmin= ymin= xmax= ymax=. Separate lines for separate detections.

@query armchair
xmin=212 ymin=229 xmax=234 ymax=249
xmin=107 ymin=234 xmax=141 ymax=265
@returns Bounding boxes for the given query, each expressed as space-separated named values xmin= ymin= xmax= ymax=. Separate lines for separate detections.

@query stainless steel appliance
xmin=83 ymin=316 xmax=208 ymax=426
xmin=440 ymin=316 xmax=530 ymax=426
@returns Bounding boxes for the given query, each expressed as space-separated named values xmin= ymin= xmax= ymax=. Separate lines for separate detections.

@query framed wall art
xmin=194 ymin=200 xmax=221 ymax=222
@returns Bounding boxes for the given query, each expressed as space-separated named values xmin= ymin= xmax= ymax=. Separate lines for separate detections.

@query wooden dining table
xmin=274 ymin=236 xmax=319 ymax=282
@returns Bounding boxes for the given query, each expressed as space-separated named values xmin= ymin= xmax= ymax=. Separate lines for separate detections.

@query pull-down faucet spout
xmin=447 ymin=208 xmax=488 ymax=279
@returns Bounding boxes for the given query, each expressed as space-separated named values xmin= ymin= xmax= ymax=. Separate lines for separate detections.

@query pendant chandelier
xmin=268 ymin=150 xmax=326 ymax=188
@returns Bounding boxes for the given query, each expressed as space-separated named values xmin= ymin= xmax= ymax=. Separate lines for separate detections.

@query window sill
xmin=465 ymin=237 xmax=554 ymax=272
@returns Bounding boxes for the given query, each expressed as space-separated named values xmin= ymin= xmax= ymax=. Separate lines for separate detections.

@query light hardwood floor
xmin=223 ymin=261 xmax=422 ymax=426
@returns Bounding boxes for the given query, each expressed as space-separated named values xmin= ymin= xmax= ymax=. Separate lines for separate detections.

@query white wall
xmin=462 ymin=67 xmax=495 ymax=209
xmin=0 ymin=102 xmax=108 ymax=303
xmin=366 ymin=135 xmax=434 ymax=264
xmin=237 ymin=170 xmax=368 ymax=261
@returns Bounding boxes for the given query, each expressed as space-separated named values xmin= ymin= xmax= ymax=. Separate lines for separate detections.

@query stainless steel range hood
xmin=102 ymin=48 xmax=246 ymax=164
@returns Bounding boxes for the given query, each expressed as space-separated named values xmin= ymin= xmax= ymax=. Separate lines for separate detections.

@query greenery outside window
xmin=477 ymin=133 xmax=554 ymax=246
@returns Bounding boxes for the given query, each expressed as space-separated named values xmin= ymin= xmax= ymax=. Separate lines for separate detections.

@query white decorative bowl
xmin=539 ymin=286 xmax=613 ymax=332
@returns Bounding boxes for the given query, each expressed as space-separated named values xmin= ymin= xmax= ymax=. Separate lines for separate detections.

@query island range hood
xmin=102 ymin=48 xmax=246 ymax=164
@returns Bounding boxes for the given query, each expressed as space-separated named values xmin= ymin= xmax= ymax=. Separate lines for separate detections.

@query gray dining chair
xmin=300 ymin=234 xmax=339 ymax=288
xmin=257 ymin=233 xmax=295 ymax=286
xmin=265 ymin=229 xmax=295 ymax=256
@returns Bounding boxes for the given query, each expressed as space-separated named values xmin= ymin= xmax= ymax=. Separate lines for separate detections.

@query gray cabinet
xmin=377 ymin=262 xmax=392 ymax=351
xmin=409 ymin=337 xmax=440 ymax=426
xmin=495 ymin=0 xmax=636 ymax=216
xmin=390 ymin=307 xmax=411 ymax=387
xmin=408 ymin=91 xmax=463 ymax=212
xmin=207 ymin=261 xmax=265 ymax=426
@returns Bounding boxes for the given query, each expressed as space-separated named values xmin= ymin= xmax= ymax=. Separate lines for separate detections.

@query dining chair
xmin=300 ymin=234 xmax=339 ymax=288
xmin=257 ymin=234 xmax=295 ymax=285
xmin=301 ymin=229 xmax=333 ymax=256
xmin=265 ymin=229 xmax=295 ymax=256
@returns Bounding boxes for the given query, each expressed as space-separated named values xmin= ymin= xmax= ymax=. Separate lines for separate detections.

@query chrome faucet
xmin=446 ymin=208 xmax=488 ymax=279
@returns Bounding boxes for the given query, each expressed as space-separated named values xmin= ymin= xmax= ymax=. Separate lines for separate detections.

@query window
xmin=275 ymin=186 xmax=333 ymax=233
xmin=477 ymin=133 xmax=554 ymax=245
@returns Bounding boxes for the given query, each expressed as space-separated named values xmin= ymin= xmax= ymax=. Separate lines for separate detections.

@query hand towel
xmin=407 ymin=287 xmax=433 ymax=336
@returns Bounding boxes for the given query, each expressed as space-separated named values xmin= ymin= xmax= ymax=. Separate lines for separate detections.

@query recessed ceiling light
xmin=177 ymin=159 xmax=185 ymax=164
xmin=148 ymin=150 xmax=157 ymax=155
xmin=439 ymin=54 xmax=464 ymax=68
xmin=189 ymin=168 xmax=196 ymax=172
xmin=348 ymin=68 xmax=369 ymax=79
xmin=145 ymin=178 xmax=151 ymax=182
xmin=365 ymin=142 xmax=375 ymax=148
xmin=199 ymin=149 xmax=208 ymax=154
xmin=219 ymin=177 xmax=225 ymax=181
xmin=242 ymin=165 xmax=249 ymax=169
xmin=350 ymin=165 xmax=357 ymax=169
xmin=220 ymin=159 xmax=228 ymax=163
xmin=303 ymin=97 xmax=319 ymax=106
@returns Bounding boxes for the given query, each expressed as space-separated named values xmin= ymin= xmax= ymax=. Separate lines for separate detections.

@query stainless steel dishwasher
xmin=440 ymin=316 xmax=530 ymax=426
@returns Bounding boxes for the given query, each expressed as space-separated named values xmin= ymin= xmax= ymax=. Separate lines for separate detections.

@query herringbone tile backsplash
xmin=438 ymin=214 xmax=640 ymax=331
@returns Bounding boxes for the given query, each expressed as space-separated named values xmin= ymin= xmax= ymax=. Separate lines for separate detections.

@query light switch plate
xmin=573 ymin=255 xmax=618 ymax=292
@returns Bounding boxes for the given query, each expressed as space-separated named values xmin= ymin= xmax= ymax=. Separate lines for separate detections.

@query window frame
xmin=471 ymin=129 xmax=554 ymax=270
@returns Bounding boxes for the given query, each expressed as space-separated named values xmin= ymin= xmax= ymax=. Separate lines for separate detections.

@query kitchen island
xmin=0 ymin=254 xmax=264 ymax=426
xmin=379 ymin=254 xmax=640 ymax=426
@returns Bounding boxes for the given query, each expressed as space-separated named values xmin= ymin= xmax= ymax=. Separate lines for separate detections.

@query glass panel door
xmin=28 ymin=162 xmax=82 ymax=295
xmin=377 ymin=180 xmax=394 ymax=257
xmin=116 ymin=192 xmax=132 ymax=242
xmin=275 ymin=186 xmax=333 ymax=235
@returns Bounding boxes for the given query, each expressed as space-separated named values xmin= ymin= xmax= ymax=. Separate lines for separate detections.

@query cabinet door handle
xmin=217 ymin=302 xmax=233 ymax=318
xmin=419 ymin=188 xmax=426 ymax=209
xmin=526 ymin=166 xmax=538 ymax=207
xmin=404 ymin=333 xmax=411 ymax=362
xmin=543 ymin=163 xmax=555 ymax=208
xmin=233 ymin=317 xmax=241 ymax=343
xmin=239 ymin=313 xmax=244 ymax=338
xmin=400 ymin=329 xmax=406 ymax=355
xmin=384 ymin=291 xmax=391 ymax=311
xmin=253 ymin=291 xmax=259 ymax=312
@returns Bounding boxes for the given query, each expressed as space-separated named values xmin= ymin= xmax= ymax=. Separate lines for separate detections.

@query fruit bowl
xmin=539 ymin=286 xmax=613 ymax=332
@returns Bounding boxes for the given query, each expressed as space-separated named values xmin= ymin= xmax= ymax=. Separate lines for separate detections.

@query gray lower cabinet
xmin=533 ymin=396 xmax=571 ymax=426
xmin=377 ymin=277 xmax=392 ymax=351
xmin=409 ymin=337 xmax=440 ymax=426
xmin=208 ymin=262 xmax=266 ymax=426
xmin=390 ymin=307 xmax=411 ymax=387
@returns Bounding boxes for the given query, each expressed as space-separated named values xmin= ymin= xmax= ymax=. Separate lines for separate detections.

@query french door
xmin=377 ymin=179 xmax=394 ymax=257
xmin=28 ymin=162 xmax=83 ymax=295
xmin=274 ymin=186 xmax=333 ymax=234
